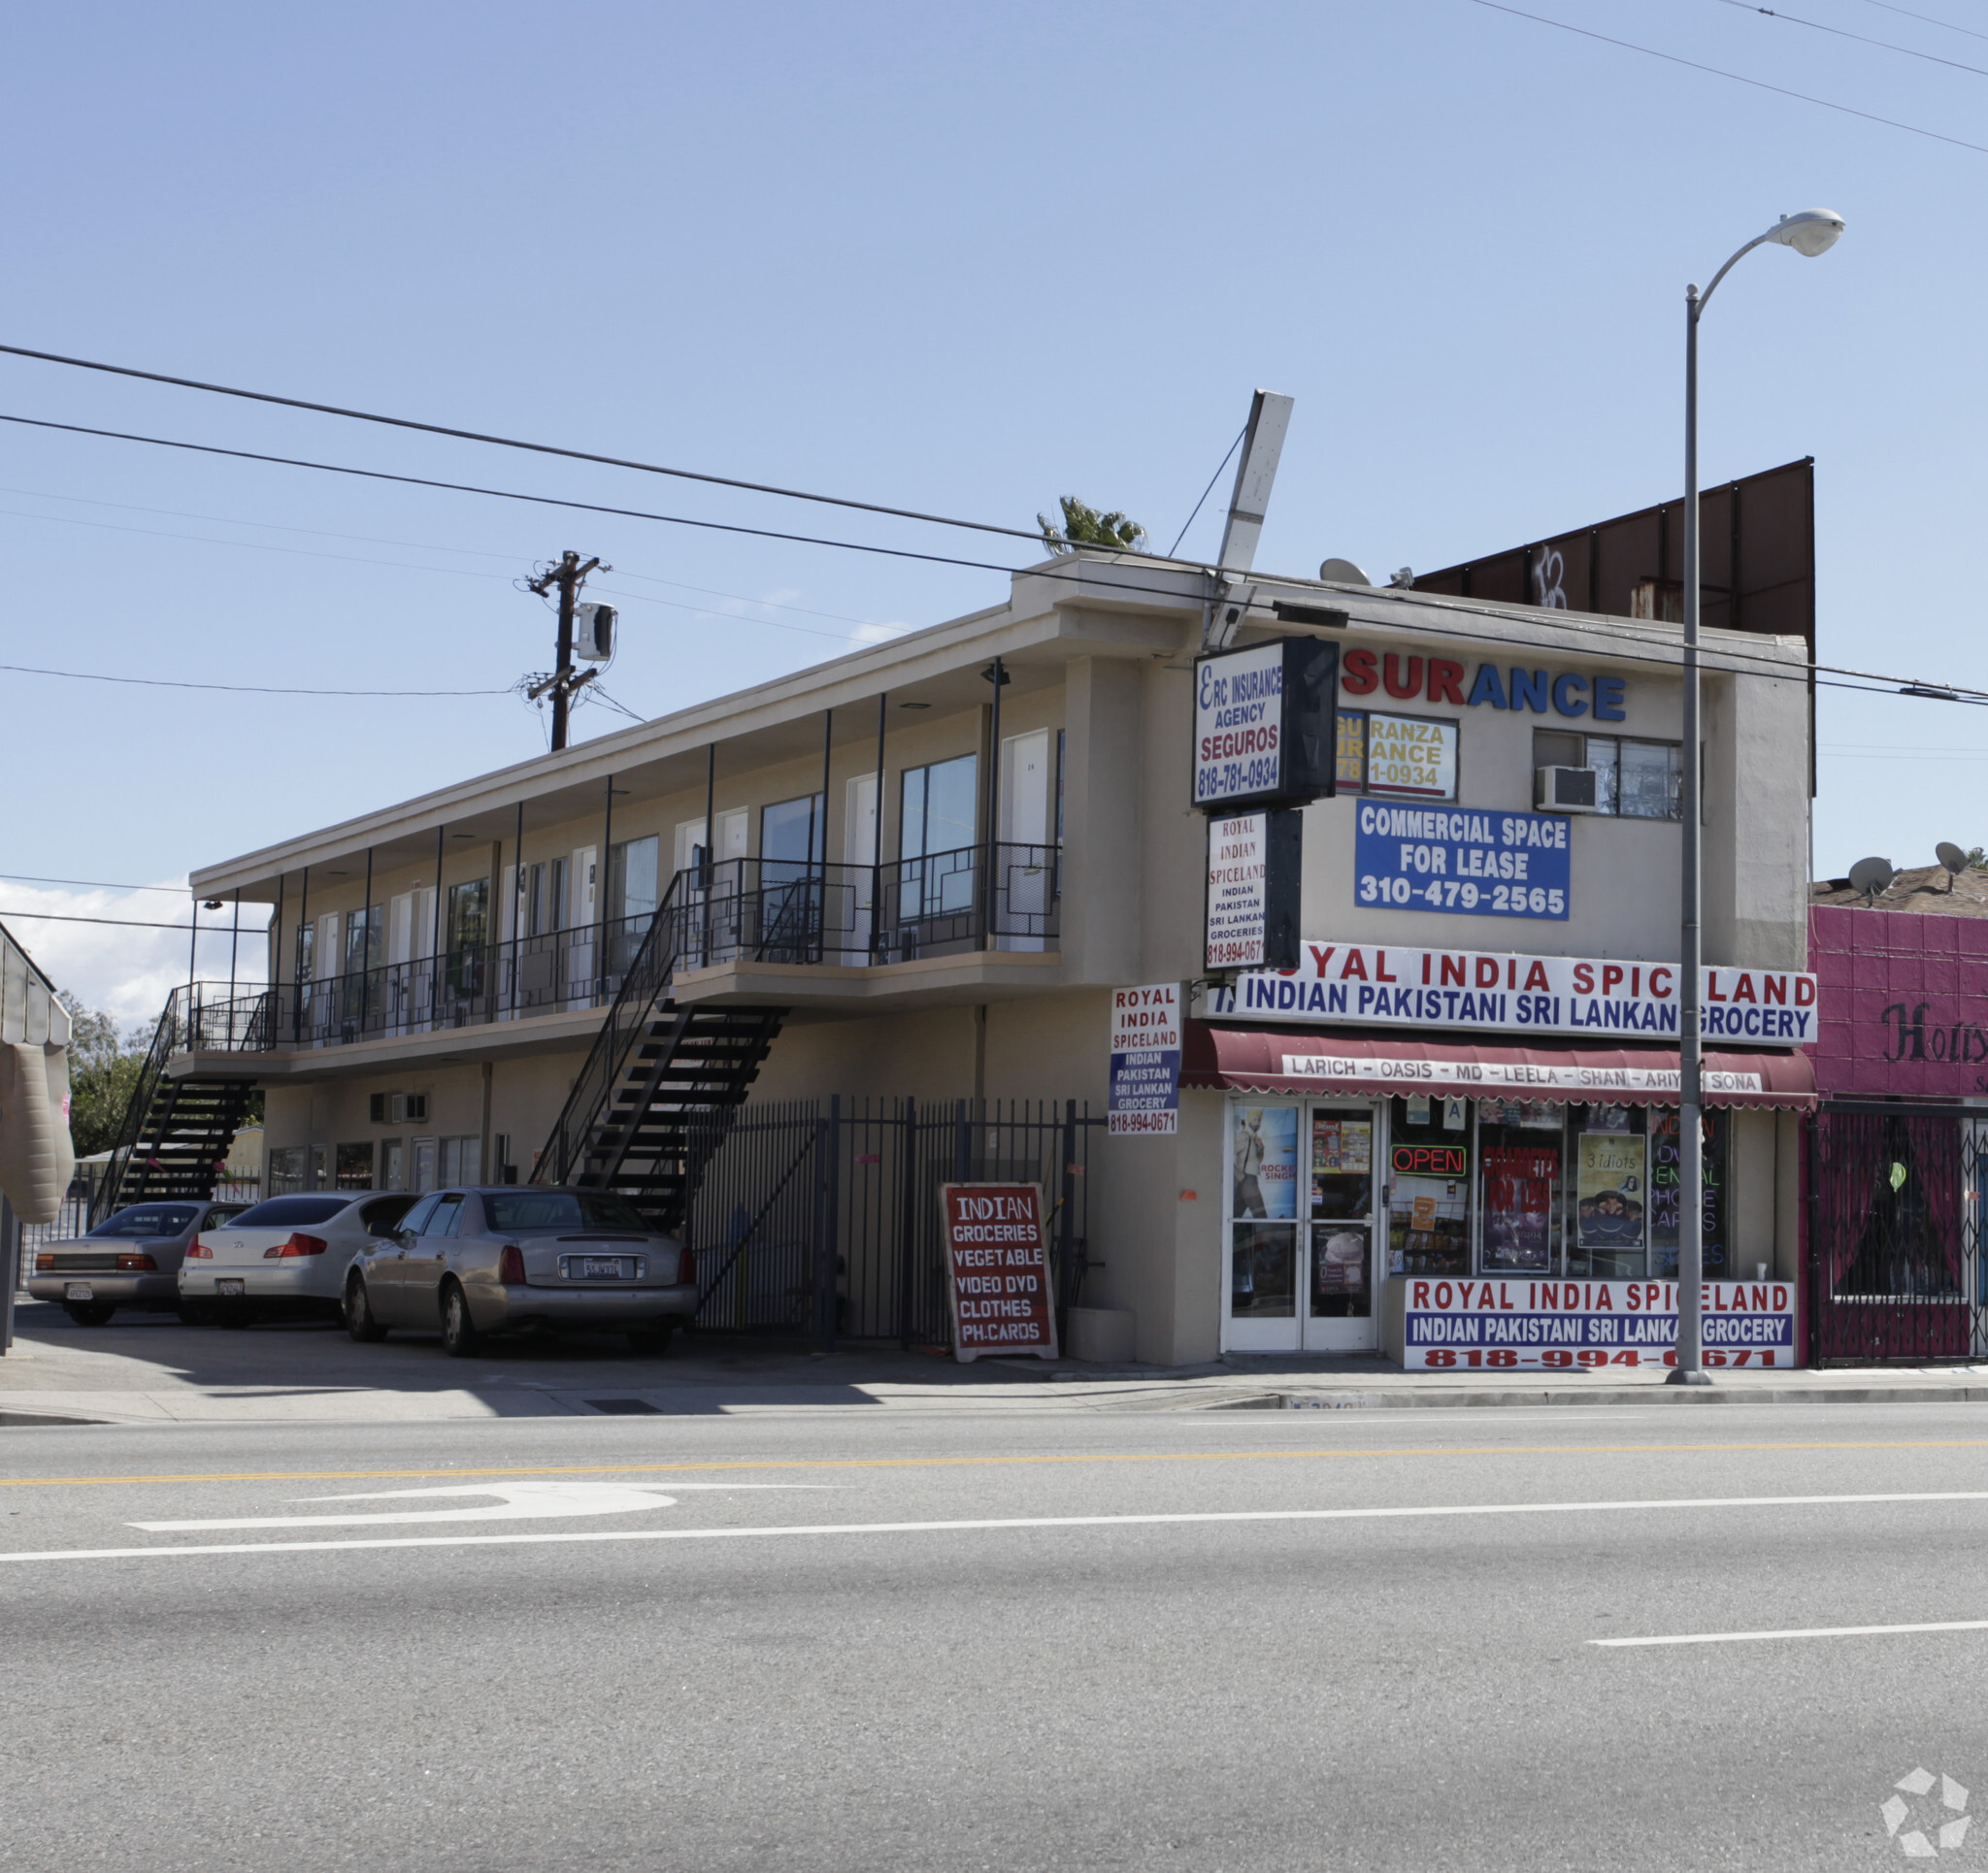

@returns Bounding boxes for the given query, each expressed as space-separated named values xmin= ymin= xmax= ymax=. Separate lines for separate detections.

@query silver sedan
xmin=343 ymin=1186 xmax=701 ymax=1358
xmin=28 ymin=1199 xmax=250 ymax=1325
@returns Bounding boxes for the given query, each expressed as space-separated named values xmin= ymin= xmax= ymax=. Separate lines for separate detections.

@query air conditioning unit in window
xmin=370 ymin=1092 xmax=429 ymax=1124
xmin=1536 ymin=766 xmax=1605 ymax=813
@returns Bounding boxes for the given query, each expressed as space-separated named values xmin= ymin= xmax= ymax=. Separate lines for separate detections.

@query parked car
xmin=28 ymin=1199 xmax=251 ymax=1326
xmin=343 ymin=1186 xmax=700 ymax=1358
xmin=178 ymin=1191 xmax=418 ymax=1326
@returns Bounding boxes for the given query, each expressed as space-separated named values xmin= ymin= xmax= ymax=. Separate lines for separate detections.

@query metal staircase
xmin=90 ymin=1000 xmax=257 ymax=1225
xmin=535 ymin=872 xmax=785 ymax=1231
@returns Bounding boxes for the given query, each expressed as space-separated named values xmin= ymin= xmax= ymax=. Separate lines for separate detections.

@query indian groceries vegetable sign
xmin=1109 ymin=984 xmax=1181 ymax=1135
xmin=1355 ymin=804 xmax=1571 ymax=921
xmin=1205 ymin=940 xmax=1818 ymax=1047
xmin=942 ymin=1184 xmax=1057 ymax=1363
xmin=1399 ymin=1277 xmax=1798 ymax=1370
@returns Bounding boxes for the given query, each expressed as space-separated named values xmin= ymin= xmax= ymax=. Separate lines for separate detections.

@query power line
xmin=1713 ymin=0 xmax=1988 ymax=79
xmin=0 ymin=661 xmax=508 ymax=698
xmin=0 ymin=908 xmax=236 ymax=933
xmin=1467 ymin=0 xmax=1988 ymax=155
xmin=1854 ymin=0 xmax=1988 ymax=46
xmin=8 ymin=404 xmax=1986 ymax=708
xmin=0 ymin=873 xmax=200 ymax=894
xmin=0 ymin=341 xmax=1054 ymax=547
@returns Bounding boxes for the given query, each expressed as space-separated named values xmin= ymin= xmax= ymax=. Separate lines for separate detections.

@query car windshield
xmin=483 ymin=1192 xmax=654 ymax=1232
xmin=89 ymin=1204 xmax=199 ymax=1239
xmin=223 ymin=1196 xmax=353 ymax=1229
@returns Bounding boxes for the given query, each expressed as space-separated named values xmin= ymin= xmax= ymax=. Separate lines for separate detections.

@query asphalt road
xmin=5 ymin=1401 xmax=1988 ymax=1871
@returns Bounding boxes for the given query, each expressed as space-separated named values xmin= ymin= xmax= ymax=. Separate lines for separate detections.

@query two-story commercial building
xmin=167 ymin=547 xmax=1816 ymax=1366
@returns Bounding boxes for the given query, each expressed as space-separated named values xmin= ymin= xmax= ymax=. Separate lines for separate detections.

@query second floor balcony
xmin=175 ymin=841 xmax=1064 ymax=1059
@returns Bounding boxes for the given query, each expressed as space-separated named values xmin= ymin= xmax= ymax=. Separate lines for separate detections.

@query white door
xmin=386 ymin=894 xmax=414 ymax=1033
xmin=997 ymin=729 xmax=1051 ymax=952
xmin=1224 ymin=1102 xmax=1305 ymax=1352
xmin=844 ymin=772 xmax=878 ymax=961
xmin=567 ymin=845 xmax=597 ymax=1002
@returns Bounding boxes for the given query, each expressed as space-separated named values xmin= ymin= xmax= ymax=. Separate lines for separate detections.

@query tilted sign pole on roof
xmin=1204 ymin=390 xmax=1294 ymax=651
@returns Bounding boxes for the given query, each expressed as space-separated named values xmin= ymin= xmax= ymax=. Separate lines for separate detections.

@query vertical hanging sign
xmin=941 ymin=1184 xmax=1059 ymax=1362
xmin=1206 ymin=810 xmax=1303 ymax=970
xmin=1109 ymin=983 xmax=1183 ymax=1134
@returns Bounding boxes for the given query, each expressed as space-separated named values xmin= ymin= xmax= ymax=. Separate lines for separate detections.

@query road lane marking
xmin=9 ymin=1488 xmax=1988 ymax=1563
xmin=1595 ymin=1619 xmax=1988 ymax=1648
xmin=130 ymin=1480 xmax=823 ymax=1531
xmin=10 ymin=1437 xmax=1988 ymax=1491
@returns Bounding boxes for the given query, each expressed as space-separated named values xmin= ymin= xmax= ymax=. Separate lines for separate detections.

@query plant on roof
xmin=1037 ymin=495 xmax=1147 ymax=555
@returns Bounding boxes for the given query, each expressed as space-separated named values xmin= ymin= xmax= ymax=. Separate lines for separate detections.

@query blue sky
xmin=4 ymin=0 xmax=1983 ymax=1016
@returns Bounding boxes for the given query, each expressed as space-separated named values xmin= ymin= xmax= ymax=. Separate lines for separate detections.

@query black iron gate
xmin=1808 ymin=1104 xmax=1986 ymax=1364
xmin=681 ymin=1098 xmax=1103 ymax=1347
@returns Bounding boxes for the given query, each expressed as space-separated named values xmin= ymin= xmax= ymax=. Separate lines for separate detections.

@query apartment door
xmin=1303 ymin=1104 xmax=1380 ymax=1352
xmin=998 ymin=729 xmax=1051 ymax=951
xmin=845 ymin=772 xmax=878 ymax=960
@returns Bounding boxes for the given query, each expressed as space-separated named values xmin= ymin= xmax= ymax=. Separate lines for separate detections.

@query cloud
xmin=850 ymin=621 xmax=911 ymax=644
xmin=0 ymin=880 xmax=272 ymax=1031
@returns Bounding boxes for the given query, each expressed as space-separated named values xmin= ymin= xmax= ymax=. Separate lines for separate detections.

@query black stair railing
xmin=534 ymin=872 xmax=692 ymax=1189
xmin=88 ymin=999 xmax=182 ymax=1226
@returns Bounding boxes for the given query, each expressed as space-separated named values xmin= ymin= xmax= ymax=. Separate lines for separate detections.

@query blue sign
xmin=1354 ymin=803 xmax=1571 ymax=921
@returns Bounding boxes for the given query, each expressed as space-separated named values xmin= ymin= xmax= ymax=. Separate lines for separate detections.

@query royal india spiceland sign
xmin=1206 ymin=939 xmax=1818 ymax=1046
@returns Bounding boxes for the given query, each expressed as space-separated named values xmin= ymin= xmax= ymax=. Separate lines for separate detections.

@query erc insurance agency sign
xmin=1401 ymin=1277 xmax=1798 ymax=1371
xmin=1356 ymin=803 xmax=1571 ymax=923
xmin=1192 ymin=637 xmax=1339 ymax=811
xmin=1207 ymin=940 xmax=1819 ymax=1046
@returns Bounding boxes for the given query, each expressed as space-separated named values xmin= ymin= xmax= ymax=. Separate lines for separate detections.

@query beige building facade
xmin=182 ymin=550 xmax=1815 ymax=1365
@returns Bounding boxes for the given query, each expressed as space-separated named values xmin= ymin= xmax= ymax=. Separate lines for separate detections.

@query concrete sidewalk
xmin=6 ymin=1298 xmax=1988 ymax=1424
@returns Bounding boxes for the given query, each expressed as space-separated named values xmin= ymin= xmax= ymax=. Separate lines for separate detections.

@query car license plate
xmin=65 ymin=1282 xmax=94 ymax=1301
xmin=571 ymin=1257 xmax=633 ymax=1280
xmin=216 ymin=1279 xmax=246 ymax=1298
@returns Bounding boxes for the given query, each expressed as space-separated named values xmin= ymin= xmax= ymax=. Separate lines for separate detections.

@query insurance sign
xmin=1192 ymin=636 xmax=1339 ymax=810
xmin=1398 ymin=1277 xmax=1799 ymax=1370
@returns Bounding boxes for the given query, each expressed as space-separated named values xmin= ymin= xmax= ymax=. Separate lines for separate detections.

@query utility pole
xmin=526 ymin=550 xmax=603 ymax=752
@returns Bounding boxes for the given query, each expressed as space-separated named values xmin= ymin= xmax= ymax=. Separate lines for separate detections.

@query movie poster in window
xmin=1482 ymin=1144 xmax=1557 ymax=1272
xmin=1576 ymin=1132 xmax=1648 ymax=1251
xmin=1232 ymin=1105 xmax=1299 ymax=1220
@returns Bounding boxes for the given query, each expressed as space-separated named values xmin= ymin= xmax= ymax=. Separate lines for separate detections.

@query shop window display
xmin=1648 ymin=1107 xmax=1729 ymax=1281
xmin=1385 ymin=1096 xmax=1470 ymax=1277
xmin=1479 ymin=1100 xmax=1563 ymax=1273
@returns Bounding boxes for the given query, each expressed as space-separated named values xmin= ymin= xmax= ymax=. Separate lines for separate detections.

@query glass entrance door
xmin=1305 ymin=1106 xmax=1378 ymax=1351
xmin=1224 ymin=1100 xmax=1382 ymax=1354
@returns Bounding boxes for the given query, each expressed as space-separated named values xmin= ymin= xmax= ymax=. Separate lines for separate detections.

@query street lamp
xmin=1671 ymin=209 xmax=1844 ymax=1387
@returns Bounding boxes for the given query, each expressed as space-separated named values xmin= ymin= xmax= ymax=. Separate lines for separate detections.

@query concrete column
xmin=1060 ymin=657 xmax=1144 ymax=985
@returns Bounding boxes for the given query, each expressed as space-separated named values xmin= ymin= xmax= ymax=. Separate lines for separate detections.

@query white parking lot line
xmin=1594 ymin=1619 xmax=1988 ymax=1648
xmin=5 ymin=1487 xmax=1988 ymax=1563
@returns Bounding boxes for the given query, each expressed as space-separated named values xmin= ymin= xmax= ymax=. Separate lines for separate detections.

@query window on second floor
xmin=607 ymin=835 xmax=660 ymax=927
xmin=900 ymin=755 xmax=977 ymax=861
xmin=761 ymin=793 xmax=825 ymax=878
xmin=1534 ymin=730 xmax=1682 ymax=820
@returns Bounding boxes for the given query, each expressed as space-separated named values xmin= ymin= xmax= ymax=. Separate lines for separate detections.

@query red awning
xmin=1180 ymin=1024 xmax=1816 ymax=1109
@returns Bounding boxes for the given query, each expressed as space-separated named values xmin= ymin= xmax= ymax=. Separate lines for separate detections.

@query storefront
xmin=1806 ymin=898 xmax=1988 ymax=1364
xmin=1189 ymin=1024 xmax=1813 ymax=1358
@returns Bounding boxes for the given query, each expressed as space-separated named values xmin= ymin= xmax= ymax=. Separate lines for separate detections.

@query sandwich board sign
xmin=941 ymin=1182 xmax=1059 ymax=1363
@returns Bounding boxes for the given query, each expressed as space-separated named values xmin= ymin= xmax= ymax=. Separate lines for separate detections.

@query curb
xmin=1248 ymin=1384 xmax=1988 ymax=1411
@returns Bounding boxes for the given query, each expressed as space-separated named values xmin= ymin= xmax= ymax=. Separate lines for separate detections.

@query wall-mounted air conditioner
xmin=369 ymin=1092 xmax=429 ymax=1124
xmin=1535 ymin=766 xmax=1605 ymax=813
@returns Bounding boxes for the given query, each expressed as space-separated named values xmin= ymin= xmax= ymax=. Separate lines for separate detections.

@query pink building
xmin=1806 ymin=877 xmax=1988 ymax=1363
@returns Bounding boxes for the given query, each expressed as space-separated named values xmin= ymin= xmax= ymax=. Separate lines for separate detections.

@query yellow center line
xmin=4 ymin=1437 xmax=1988 ymax=1489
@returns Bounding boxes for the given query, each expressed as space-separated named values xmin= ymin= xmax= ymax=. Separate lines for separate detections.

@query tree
xmin=57 ymin=991 xmax=149 ymax=1158
xmin=1037 ymin=495 xmax=1148 ymax=555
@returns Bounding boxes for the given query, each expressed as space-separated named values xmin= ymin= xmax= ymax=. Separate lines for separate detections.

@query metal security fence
xmin=1807 ymin=1105 xmax=1988 ymax=1364
xmin=682 ymin=1098 xmax=1102 ymax=1347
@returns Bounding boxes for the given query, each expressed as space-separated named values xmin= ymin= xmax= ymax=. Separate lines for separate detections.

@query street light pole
xmin=1669 ymin=209 xmax=1843 ymax=1387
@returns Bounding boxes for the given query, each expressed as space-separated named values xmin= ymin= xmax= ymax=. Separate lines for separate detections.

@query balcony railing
xmin=172 ymin=843 xmax=1062 ymax=1055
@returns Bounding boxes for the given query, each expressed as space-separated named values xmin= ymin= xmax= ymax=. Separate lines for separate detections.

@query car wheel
xmin=177 ymin=1299 xmax=218 ymax=1327
xmin=63 ymin=1301 xmax=116 ymax=1328
xmin=441 ymin=1283 xmax=482 ymax=1359
xmin=628 ymin=1319 xmax=678 ymax=1357
xmin=345 ymin=1278 xmax=388 ymax=1343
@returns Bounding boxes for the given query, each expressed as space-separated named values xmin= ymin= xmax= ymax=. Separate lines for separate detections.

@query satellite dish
xmin=1318 ymin=557 xmax=1372 ymax=585
xmin=1938 ymin=841 xmax=1970 ymax=890
xmin=1848 ymin=856 xmax=1896 ymax=901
